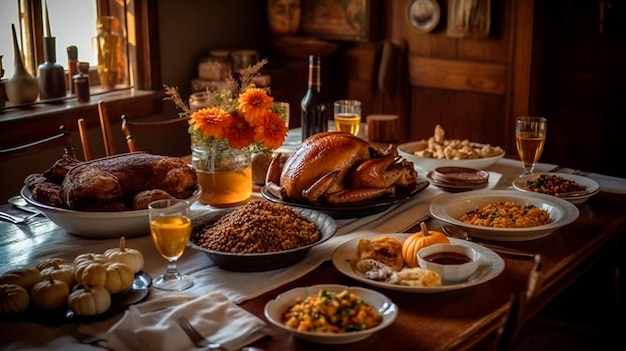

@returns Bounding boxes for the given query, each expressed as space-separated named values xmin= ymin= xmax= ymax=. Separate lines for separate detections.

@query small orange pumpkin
xmin=402 ymin=222 xmax=450 ymax=268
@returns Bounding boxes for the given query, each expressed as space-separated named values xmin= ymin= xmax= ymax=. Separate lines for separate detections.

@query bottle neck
xmin=43 ymin=37 xmax=57 ymax=63
xmin=307 ymin=62 xmax=321 ymax=91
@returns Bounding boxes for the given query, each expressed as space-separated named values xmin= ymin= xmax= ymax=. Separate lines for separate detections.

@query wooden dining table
xmin=1 ymin=158 xmax=625 ymax=351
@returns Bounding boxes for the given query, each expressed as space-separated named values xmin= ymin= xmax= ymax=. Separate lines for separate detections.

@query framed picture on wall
xmin=407 ymin=0 xmax=440 ymax=33
xmin=300 ymin=0 xmax=376 ymax=42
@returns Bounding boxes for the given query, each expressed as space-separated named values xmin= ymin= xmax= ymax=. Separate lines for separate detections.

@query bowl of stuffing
xmin=429 ymin=190 xmax=580 ymax=241
xmin=188 ymin=200 xmax=337 ymax=271
xmin=264 ymin=284 xmax=398 ymax=344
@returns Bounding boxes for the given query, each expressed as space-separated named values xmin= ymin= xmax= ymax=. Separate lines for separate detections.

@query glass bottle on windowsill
xmin=38 ymin=36 xmax=66 ymax=100
xmin=73 ymin=62 xmax=90 ymax=102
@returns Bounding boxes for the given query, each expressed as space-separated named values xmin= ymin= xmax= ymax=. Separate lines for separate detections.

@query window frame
xmin=20 ymin=0 xmax=160 ymax=91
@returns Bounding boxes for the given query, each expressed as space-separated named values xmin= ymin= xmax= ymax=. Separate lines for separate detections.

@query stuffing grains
xmin=194 ymin=200 xmax=321 ymax=253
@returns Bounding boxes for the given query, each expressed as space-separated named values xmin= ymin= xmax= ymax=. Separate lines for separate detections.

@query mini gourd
xmin=0 ymin=267 xmax=42 ymax=290
xmin=68 ymin=285 xmax=111 ymax=316
xmin=0 ymin=284 xmax=30 ymax=314
xmin=29 ymin=276 xmax=70 ymax=310
xmin=401 ymin=222 xmax=450 ymax=268
xmin=104 ymin=237 xmax=144 ymax=273
xmin=39 ymin=262 xmax=75 ymax=287
xmin=103 ymin=262 xmax=134 ymax=294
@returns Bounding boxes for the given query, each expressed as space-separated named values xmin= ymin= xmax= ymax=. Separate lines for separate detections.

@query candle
xmin=44 ymin=0 xmax=51 ymax=37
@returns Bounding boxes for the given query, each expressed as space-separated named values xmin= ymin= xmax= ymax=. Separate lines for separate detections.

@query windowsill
xmin=0 ymin=88 xmax=166 ymax=149
xmin=0 ymin=86 xmax=163 ymax=122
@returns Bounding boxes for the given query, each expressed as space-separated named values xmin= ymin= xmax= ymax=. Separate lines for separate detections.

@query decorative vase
xmin=38 ymin=36 xmax=67 ymax=100
xmin=191 ymin=140 xmax=252 ymax=207
xmin=96 ymin=16 xmax=120 ymax=88
xmin=5 ymin=23 xmax=39 ymax=104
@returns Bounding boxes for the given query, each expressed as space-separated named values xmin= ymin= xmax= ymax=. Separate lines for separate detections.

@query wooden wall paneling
xmin=410 ymin=88 xmax=507 ymax=148
xmin=408 ymin=57 xmax=507 ymax=95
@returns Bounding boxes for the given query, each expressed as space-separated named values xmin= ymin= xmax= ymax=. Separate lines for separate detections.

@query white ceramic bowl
xmin=512 ymin=172 xmax=600 ymax=204
xmin=264 ymin=284 xmax=398 ymax=344
xmin=397 ymin=141 xmax=505 ymax=172
xmin=21 ymin=186 xmax=201 ymax=238
xmin=417 ymin=243 xmax=481 ymax=283
xmin=429 ymin=190 xmax=580 ymax=241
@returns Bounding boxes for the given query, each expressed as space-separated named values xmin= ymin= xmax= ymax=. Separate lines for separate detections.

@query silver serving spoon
xmin=442 ymin=225 xmax=535 ymax=258
xmin=7 ymin=195 xmax=42 ymax=216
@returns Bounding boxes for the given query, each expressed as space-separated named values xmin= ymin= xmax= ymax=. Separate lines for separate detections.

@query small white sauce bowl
xmin=417 ymin=243 xmax=481 ymax=283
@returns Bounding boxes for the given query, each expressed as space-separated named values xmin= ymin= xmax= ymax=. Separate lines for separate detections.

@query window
xmin=1 ymin=0 xmax=160 ymax=108
xmin=0 ymin=0 xmax=98 ymax=80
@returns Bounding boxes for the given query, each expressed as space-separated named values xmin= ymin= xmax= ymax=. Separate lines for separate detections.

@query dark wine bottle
xmin=300 ymin=55 xmax=328 ymax=142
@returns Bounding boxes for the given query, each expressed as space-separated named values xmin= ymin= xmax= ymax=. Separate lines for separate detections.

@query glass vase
xmin=96 ymin=16 xmax=120 ymax=88
xmin=191 ymin=140 xmax=252 ymax=207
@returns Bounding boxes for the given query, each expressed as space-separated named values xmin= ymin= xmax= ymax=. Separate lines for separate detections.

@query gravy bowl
xmin=417 ymin=243 xmax=481 ymax=283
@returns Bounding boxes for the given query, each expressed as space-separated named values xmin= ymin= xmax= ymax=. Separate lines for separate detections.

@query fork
xmin=0 ymin=211 xmax=39 ymax=224
xmin=60 ymin=325 xmax=107 ymax=345
xmin=176 ymin=316 xmax=223 ymax=350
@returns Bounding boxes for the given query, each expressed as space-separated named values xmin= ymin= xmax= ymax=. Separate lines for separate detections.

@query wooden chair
xmin=97 ymin=100 xmax=117 ymax=157
xmin=121 ymin=115 xmax=191 ymax=154
xmin=77 ymin=118 xmax=93 ymax=161
xmin=495 ymin=254 xmax=543 ymax=351
xmin=0 ymin=125 xmax=75 ymax=162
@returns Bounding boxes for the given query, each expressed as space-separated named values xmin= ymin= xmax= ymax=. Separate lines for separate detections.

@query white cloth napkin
xmin=107 ymin=292 xmax=271 ymax=351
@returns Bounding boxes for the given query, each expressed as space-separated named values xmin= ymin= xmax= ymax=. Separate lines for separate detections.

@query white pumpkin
xmin=0 ymin=267 xmax=41 ymax=290
xmin=68 ymin=286 xmax=111 ymax=316
xmin=103 ymin=262 xmax=134 ymax=294
xmin=104 ymin=237 xmax=144 ymax=273
xmin=40 ymin=262 xmax=75 ymax=287
xmin=29 ymin=276 xmax=69 ymax=310
xmin=0 ymin=284 xmax=30 ymax=314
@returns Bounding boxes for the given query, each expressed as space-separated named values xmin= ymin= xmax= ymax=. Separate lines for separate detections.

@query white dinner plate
xmin=512 ymin=173 xmax=600 ymax=204
xmin=429 ymin=190 xmax=580 ymax=241
xmin=331 ymin=234 xmax=504 ymax=293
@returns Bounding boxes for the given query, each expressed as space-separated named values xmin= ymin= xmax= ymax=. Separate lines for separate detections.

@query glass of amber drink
xmin=149 ymin=199 xmax=194 ymax=291
xmin=515 ymin=116 xmax=547 ymax=175
xmin=334 ymin=100 xmax=362 ymax=136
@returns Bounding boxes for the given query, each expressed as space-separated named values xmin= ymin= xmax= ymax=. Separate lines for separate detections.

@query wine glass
xmin=515 ymin=116 xmax=547 ymax=176
xmin=148 ymin=199 xmax=194 ymax=291
xmin=333 ymin=100 xmax=362 ymax=136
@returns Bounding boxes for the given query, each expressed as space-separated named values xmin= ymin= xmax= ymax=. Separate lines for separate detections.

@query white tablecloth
xmin=4 ymin=158 xmax=624 ymax=350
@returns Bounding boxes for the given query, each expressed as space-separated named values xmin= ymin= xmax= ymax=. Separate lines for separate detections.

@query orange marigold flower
xmin=238 ymin=88 xmax=273 ymax=123
xmin=191 ymin=107 xmax=231 ymax=139
xmin=253 ymin=110 xmax=289 ymax=149
xmin=224 ymin=115 xmax=256 ymax=149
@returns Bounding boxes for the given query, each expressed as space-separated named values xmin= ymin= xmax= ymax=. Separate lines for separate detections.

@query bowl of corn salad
xmin=430 ymin=190 xmax=579 ymax=241
xmin=512 ymin=173 xmax=600 ymax=204
xmin=264 ymin=284 xmax=398 ymax=344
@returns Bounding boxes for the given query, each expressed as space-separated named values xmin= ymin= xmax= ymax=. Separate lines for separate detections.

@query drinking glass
xmin=515 ymin=116 xmax=547 ymax=175
xmin=274 ymin=101 xmax=290 ymax=129
xmin=333 ymin=100 xmax=361 ymax=136
xmin=149 ymin=199 xmax=194 ymax=291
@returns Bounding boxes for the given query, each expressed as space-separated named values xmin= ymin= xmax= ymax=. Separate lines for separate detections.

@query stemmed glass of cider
xmin=333 ymin=100 xmax=361 ymax=136
xmin=515 ymin=116 xmax=547 ymax=176
xmin=148 ymin=199 xmax=194 ymax=291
